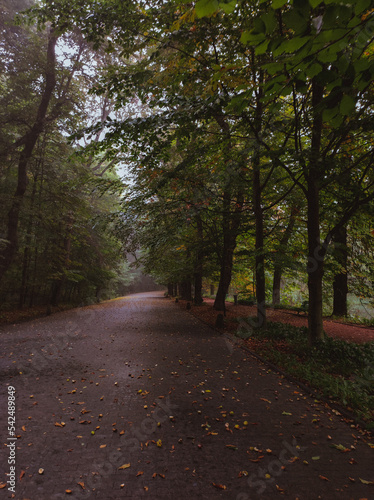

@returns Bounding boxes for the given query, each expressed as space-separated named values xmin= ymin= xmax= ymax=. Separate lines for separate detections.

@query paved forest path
xmin=0 ymin=292 xmax=373 ymax=499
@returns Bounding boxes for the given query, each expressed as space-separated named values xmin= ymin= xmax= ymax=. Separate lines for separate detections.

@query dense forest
xmin=0 ymin=0 xmax=373 ymax=345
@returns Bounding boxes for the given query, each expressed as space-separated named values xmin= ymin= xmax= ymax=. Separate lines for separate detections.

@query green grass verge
xmin=236 ymin=321 xmax=374 ymax=427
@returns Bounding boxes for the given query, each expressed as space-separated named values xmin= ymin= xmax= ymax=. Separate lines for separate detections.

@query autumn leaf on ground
xmin=156 ymin=439 xmax=162 ymax=447
xmin=331 ymin=444 xmax=349 ymax=452
xmin=212 ymin=483 xmax=227 ymax=490
xmin=77 ymin=482 xmax=85 ymax=489
xmin=54 ymin=422 xmax=65 ymax=427
xmin=0 ymin=483 xmax=7 ymax=489
xmin=359 ymin=478 xmax=374 ymax=485
xmin=319 ymin=475 xmax=329 ymax=481
xmin=100 ymin=445 xmax=107 ymax=449
xmin=260 ymin=398 xmax=271 ymax=404
xmin=226 ymin=444 xmax=237 ymax=450
xmin=282 ymin=412 xmax=292 ymax=416
xmin=136 ymin=471 xmax=144 ymax=477
xmin=118 ymin=463 xmax=131 ymax=470
xmin=19 ymin=470 xmax=25 ymax=480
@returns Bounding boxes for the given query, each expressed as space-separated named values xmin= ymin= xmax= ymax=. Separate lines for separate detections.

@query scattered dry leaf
xmin=212 ymin=483 xmax=227 ymax=490
xmin=118 ymin=464 xmax=131 ymax=470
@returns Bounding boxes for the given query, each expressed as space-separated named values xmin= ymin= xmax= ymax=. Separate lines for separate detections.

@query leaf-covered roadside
xmin=236 ymin=322 xmax=374 ymax=426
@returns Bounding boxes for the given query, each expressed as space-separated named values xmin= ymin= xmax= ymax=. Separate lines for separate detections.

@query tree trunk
xmin=307 ymin=80 xmax=325 ymax=345
xmin=168 ymin=283 xmax=174 ymax=296
xmin=194 ymin=213 xmax=204 ymax=305
xmin=252 ymin=68 xmax=267 ymax=328
xmin=272 ymin=267 xmax=282 ymax=306
xmin=214 ymin=189 xmax=244 ymax=311
xmin=272 ymin=206 xmax=298 ymax=306
xmin=0 ymin=30 xmax=57 ymax=282
xmin=214 ymin=242 xmax=235 ymax=312
xmin=19 ymin=173 xmax=39 ymax=308
xmin=212 ymin=114 xmax=244 ymax=313
xmin=253 ymin=165 xmax=267 ymax=328
xmin=181 ymin=280 xmax=192 ymax=301
xmin=194 ymin=272 xmax=203 ymax=305
xmin=332 ymin=226 xmax=348 ymax=317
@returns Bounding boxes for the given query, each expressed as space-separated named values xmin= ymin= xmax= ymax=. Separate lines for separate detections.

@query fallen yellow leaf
xmin=359 ymin=478 xmax=374 ymax=485
xmin=118 ymin=463 xmax=131 ymax=470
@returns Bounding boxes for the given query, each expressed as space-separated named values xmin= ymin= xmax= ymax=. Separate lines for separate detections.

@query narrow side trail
xmin=0 ymin=292 xmax=373 ymax=499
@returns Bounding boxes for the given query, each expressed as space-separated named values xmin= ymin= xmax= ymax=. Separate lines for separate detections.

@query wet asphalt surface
xmin=0 ymin=291 xmax=373 ymax=499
